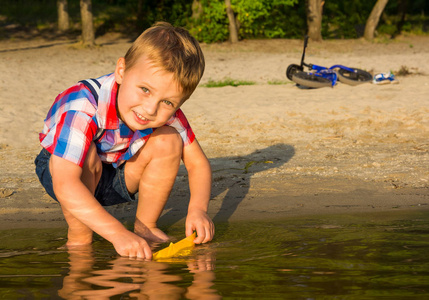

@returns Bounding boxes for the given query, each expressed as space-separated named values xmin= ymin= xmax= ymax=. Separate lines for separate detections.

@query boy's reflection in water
xmin=185 ymin=253 xmax=220 ymax=300
xmin=58 ymin=245 xmax=220 ymax=299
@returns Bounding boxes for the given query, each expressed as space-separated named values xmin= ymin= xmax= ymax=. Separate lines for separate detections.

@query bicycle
xmin=286 ymin=36 xmax=372 ymax=88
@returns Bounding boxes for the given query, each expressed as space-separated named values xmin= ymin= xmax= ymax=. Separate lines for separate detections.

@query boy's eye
xmin=162 ymin=100 xmax=174 ymax=107
xmin=141 ymin=87 xmax=149 ymax=93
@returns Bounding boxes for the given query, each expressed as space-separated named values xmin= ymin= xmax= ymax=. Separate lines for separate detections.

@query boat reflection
xmin=58 ymin=245 xmax=220 ymax=299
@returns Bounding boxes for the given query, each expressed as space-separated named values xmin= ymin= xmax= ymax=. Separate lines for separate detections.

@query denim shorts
xmin=34 ymin=148 xmax=137 ymax=206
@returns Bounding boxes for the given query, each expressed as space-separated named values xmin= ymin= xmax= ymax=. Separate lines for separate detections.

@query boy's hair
xmin=124 ymin=22 xmax=205 ymax=101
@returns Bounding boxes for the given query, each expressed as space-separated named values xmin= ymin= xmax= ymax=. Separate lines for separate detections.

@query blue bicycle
xmin=286 ymin=36 xmax=372 ymax=88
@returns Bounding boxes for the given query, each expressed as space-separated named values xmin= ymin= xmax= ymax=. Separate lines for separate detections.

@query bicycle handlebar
xmin=298 ymin=36 xmax=357 ymax=73
xmin=300 ymin=35 xmax=309 ymax=67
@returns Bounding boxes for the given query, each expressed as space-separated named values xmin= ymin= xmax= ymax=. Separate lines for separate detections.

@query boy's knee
xmin=149 ymin=126 xmax=183 ymax=156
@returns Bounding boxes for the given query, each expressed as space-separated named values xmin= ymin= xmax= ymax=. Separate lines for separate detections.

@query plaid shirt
xmin=39 ymin=73 xmax=195 ymax=168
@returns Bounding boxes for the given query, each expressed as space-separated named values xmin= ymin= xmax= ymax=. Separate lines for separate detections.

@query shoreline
xmin=1 ymin=173 xmax=428 ymax=230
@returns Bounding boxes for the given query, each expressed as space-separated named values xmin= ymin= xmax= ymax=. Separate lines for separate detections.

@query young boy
xmin=35 ymin=22 xmax=214 ymax=259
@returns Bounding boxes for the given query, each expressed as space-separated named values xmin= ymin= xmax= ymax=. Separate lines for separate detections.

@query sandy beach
xmin=0 ymin=33 xmax=428 ymax=229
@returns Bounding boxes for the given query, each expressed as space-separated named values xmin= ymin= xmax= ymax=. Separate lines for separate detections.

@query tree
xmin=80 ymin=0 xmax=95 ymax=46
xmin=57 ymin=0 xmax=69 ymax=32
xmin=225 ymin=0 xmax=238 ymax=43
xmin=306 ymin=0 xmax=324 ymax=41
xmin=192 ymin=0 xmax=203 ymax=20
xmin=394 ymin=0 xmax=409 ymax=37
xmin=136 ymin=0 xmax=149 ymax=29
xmin=191 ymin=0 xmax=297 ymax=43
xmin=364 ymin=0 xmax=389 ymax=40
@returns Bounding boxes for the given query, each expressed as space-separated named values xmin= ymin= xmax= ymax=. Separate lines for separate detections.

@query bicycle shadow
xmin=158 ymin=143 xmax=295 ymax=229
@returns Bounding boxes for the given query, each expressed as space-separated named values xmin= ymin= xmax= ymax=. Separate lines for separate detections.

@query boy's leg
xmin=123 ymin=126 xmax=182 ymax=241
xmin=61 ymin=206 xmax=93 ymax=246
xmin=55 ymin=143 xmax=102 ymax=246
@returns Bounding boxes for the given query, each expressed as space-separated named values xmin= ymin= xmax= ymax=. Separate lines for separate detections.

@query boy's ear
xmin=114 ymin=57 xmax=126 ymax=85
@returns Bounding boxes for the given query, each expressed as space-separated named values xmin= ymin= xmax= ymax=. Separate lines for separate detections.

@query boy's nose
xmin=142 ymin=98 xmax=158 ymax=116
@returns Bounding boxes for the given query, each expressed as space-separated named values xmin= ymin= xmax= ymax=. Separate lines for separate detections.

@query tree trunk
xmin=80 ymin=0 xmax=95 ymax=46
xmin=57 ymin=0 xmax=69 ymax=32
xmin=393 ymin=0 xmax=408 ymax=37
xmin=306 ymin=0 xmax=324 ymax=41
xmin=137 ymin=0 xmax=145 ymax=29
xmin=225 ymin=0 xmax=238 ymax=43
xmin=364 ymin=0 xmax=389 ymax=40
xmin=192 ymin=0 xmax=203 ymax=20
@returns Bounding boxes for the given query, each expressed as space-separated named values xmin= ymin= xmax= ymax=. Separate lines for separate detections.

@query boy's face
xmin=114 ymin=55 xmax=184 ymax=132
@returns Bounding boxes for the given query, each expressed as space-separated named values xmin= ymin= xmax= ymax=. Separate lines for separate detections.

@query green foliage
xmin=322 ymin=0 xmax=373 ymax=38
xmin=0 ymin=0 xmax=428 ymax=41
xmin=322 ymin=0 xmax=429 ymax=38
xmin=0 ymin=0 xmax=192 ymax=38
xmin=190 ymin=0 xmax=299 ymax=42
xmin=262 ymin=1 xmax=307 ymax=38
xmin=0 ymin=0 xmax=58 ymax=26
xmin=233 ymin=0 xmax=299 ymax=39
xmin=202 ymin=78 xmax=256 ymax=88
xmin=189 ymin=1 xmax=229 ymax=43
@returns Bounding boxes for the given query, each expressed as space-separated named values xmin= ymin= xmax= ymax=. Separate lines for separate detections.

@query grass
xmin=201 ymin=78 xmax=256 ymax=88
xmin=268 ymin=79 xmax=291 ymax=85
xmin=200 ymin=78 xmax=294 ymax=88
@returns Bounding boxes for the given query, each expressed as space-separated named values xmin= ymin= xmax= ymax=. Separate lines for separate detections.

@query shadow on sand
xmin=158 ymin=143 xmax=295 ymax=233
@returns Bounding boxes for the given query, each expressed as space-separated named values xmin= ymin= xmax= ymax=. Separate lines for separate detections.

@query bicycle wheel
xmin=292 ymin=72 xmax=332 ymax=88
xmin=286 ymin=64 xmax=303 ymax=81
xmin=337 ymin=68 xmax=372 ymax=86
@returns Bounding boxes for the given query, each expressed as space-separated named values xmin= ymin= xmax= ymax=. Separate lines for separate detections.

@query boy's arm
xmin=182 ymin=139 xmax=215 ymax=244
xmin=50 ymin=155 xmax=152 ymax=259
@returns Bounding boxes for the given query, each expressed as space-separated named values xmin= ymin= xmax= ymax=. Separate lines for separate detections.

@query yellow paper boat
xmin=152 ymin=232 xmax=196 ymax=260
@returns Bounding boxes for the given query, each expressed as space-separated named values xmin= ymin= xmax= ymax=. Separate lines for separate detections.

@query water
xmin=1 ymin=210 xmax=429 ymax=299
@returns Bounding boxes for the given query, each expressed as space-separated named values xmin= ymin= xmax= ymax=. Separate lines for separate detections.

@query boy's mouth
xmin=134 ymin=111 xmax=150 ymax=124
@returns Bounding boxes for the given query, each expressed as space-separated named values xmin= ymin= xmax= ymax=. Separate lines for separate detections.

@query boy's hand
xmin=110 ymin=230 xmax=152 ymax=259
xmin=186 ymin=209 xmax=215 ymax=244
